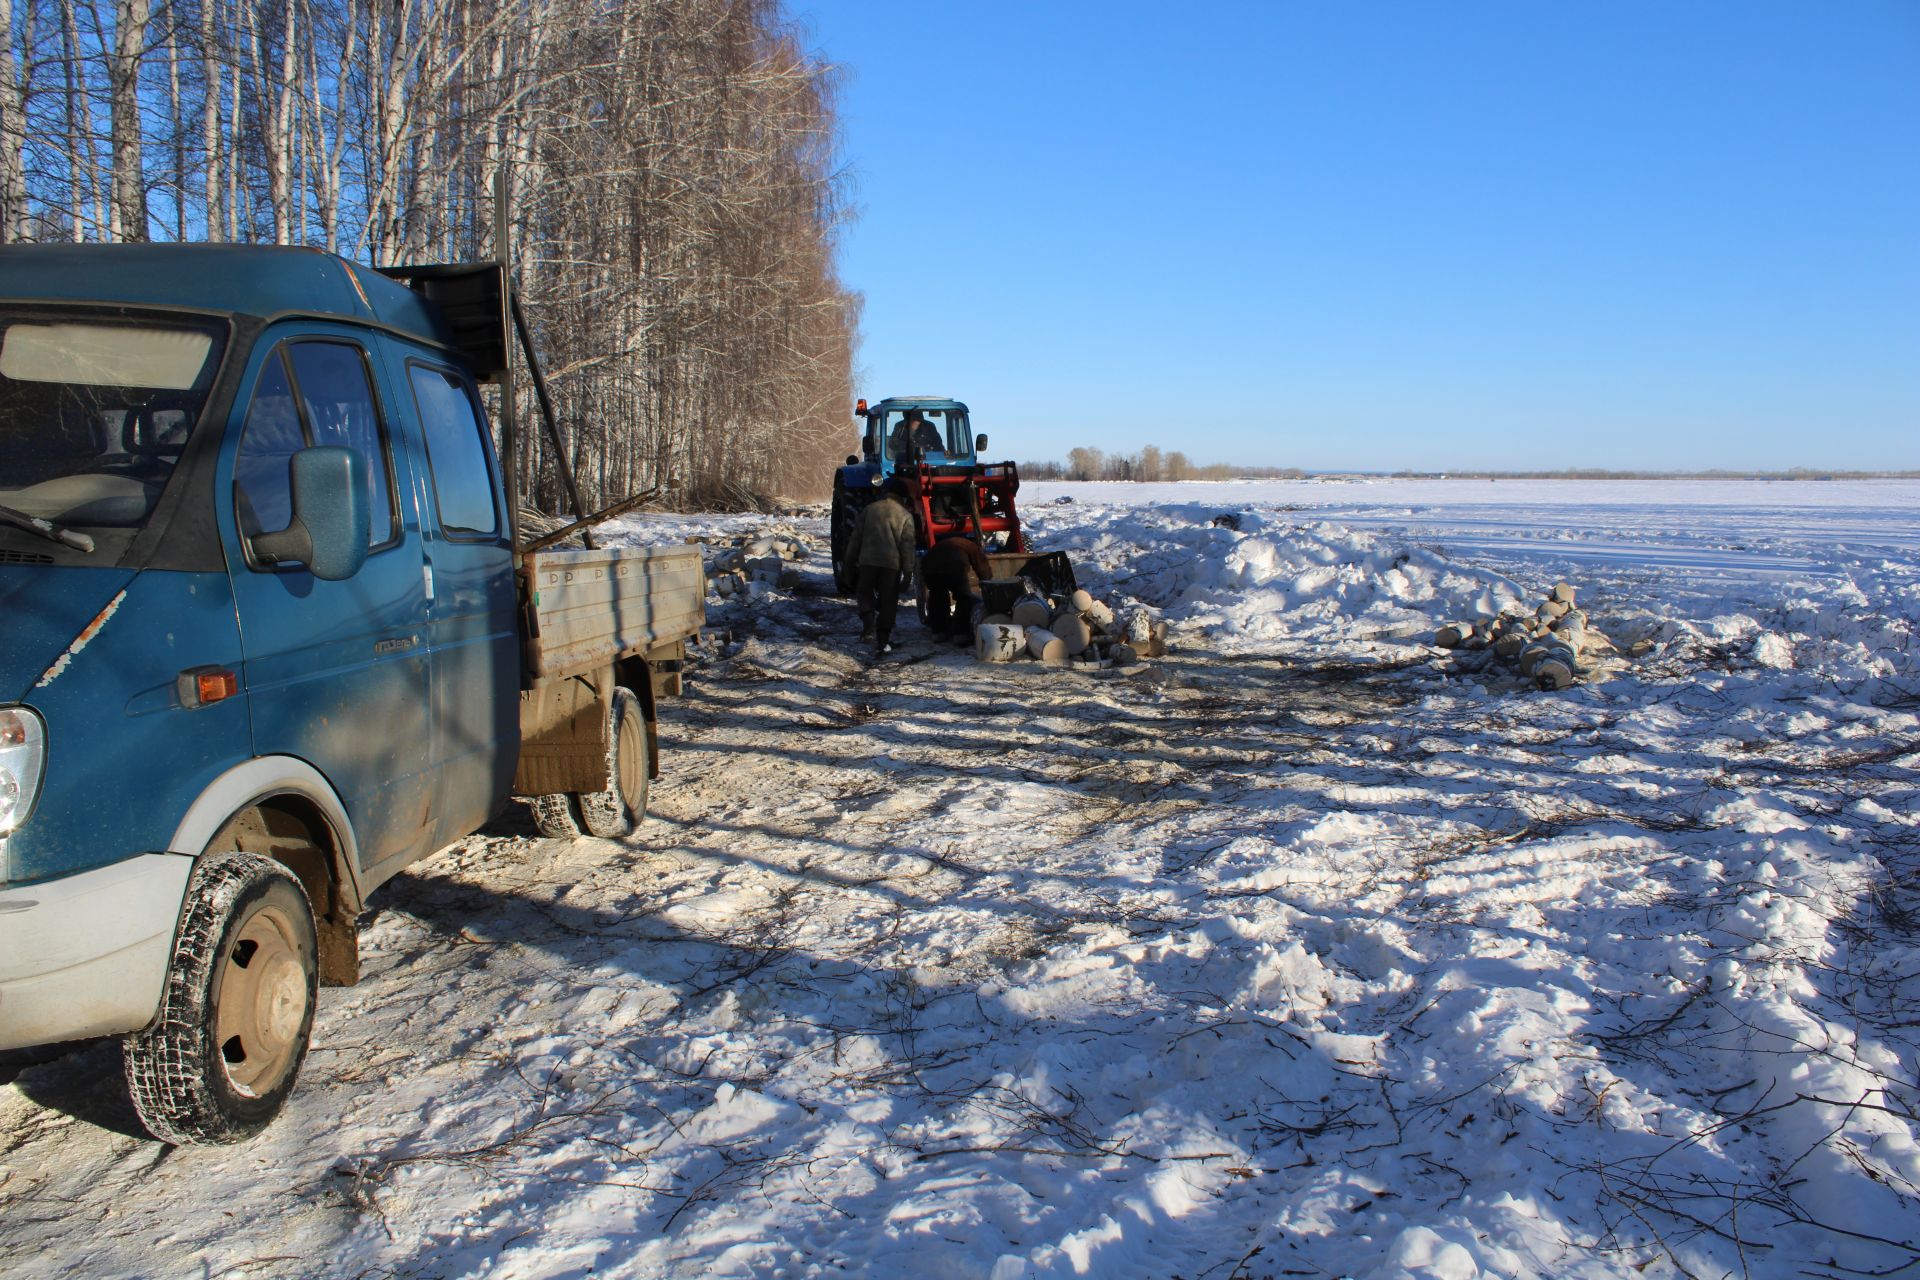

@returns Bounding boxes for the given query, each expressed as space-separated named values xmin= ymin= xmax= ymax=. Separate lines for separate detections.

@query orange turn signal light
xmin=178 ymin=666 xmax=239 ymax=708
xmin=199 ymin=670 xmax=239 ymax=703
xmin=855 ymin=399 xmax=868 ymax=415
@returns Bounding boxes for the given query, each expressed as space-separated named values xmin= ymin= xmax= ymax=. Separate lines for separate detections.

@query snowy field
xmin=3 ymin=479 xmax=1917 ymax=1279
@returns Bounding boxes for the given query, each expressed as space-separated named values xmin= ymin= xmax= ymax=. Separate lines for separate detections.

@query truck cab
xmin=0 ymin=245 xmax=699 ymax=1144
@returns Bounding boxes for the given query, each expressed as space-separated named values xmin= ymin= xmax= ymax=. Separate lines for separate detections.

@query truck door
xmin=394 ymin=357 xmax=517 ymax=850
xmin=222 ymin=329 xmax=436 ymax=873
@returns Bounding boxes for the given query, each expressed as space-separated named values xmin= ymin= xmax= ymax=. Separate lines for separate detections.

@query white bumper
xmin=0 ymin=854 xmax=192 ymax=1050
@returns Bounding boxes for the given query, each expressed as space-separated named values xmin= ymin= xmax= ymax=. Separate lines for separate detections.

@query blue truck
xmin=0 ymin=244 xmax=703 ymax=1144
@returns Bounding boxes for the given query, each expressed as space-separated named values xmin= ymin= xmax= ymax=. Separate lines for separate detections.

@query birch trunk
xmin=107 ymin=0 xmax=149 ymax=239
xmin=200 ymin=0 xmax=221 ymax=239
xmin=0 ymin=0 xmax=25 ymax=240
xmin=60 ymin=0 xmax=94 ymax=238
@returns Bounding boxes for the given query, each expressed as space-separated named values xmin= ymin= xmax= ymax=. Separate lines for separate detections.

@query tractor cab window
xmin=882 ymin=408 xmax=969 ymax=462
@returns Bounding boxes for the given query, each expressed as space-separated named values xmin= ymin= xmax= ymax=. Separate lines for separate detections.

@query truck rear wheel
xmin=577 ymin=687 xmax=649 ymax=838
xmin=124 ymin=853 xmax=318 ymax=1145
xmin=528 ymin=793 xmax=583 ymax=838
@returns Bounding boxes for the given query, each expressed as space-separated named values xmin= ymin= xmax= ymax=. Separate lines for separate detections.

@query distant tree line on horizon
xmin=1018 ymin=456 xmax=1917 ymax=483
xmin=1386 ymin=467 xmax=1920 ymax=481
xmin=0 ymin=0 xmax=857 ymax=509
xmin=1021 ymin=445 xmax=1306 ymax=483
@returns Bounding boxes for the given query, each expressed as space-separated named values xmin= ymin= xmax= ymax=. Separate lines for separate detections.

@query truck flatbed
xmin=521 ymin=544 xmax=705 ymax=681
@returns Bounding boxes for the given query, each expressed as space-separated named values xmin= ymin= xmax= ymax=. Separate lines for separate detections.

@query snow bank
xmin=1023 ymin=504 xmax=1521 ymax=652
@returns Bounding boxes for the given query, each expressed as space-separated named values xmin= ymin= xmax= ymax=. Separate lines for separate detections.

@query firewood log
xmin=1025 ymin=626 xmax=1067 ymax=664
xmin=975 ymin=623 xmax=1025 ymax=663
xmin=1535 ymin=656 xmax=1576 ymax=690
xmin=1011 ymin=597 xmax=1051 ymax=628
xmin=1051 ymin=612 xmax=1093 ymax=655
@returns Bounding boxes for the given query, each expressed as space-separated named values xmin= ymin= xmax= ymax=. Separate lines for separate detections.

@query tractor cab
xmin=848 ymin=395 xmax=983 ymax=475
xmin=859 ymin=397 xmax=981 ymax=475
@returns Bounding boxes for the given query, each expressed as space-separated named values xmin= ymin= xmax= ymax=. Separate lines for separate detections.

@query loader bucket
xmin=983 ymin=550 xmax=1077 ymax=602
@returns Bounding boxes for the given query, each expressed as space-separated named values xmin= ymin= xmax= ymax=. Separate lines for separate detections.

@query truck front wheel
xmin=577 ymin=687 xmax=649 ymax=838
xmin=124 ymin=853 xmax=318 ymax=1145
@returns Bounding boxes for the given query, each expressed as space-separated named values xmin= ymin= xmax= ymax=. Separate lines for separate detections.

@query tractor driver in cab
xmin=889 ymin=409 xmax=945 ymax=461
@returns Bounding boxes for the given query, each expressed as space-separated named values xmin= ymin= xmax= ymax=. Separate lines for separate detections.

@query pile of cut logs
xmin=973 ymin=584 xmax=1168 ymax=668
xmin=704 ymin=532 xmax=809 ymax=598
xmin=1434 ymin=582 xmax=1603 ymax=690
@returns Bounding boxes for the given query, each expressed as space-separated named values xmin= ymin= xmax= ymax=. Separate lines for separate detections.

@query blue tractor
xmin=830 ymin=395 xmax=1033 ymax=595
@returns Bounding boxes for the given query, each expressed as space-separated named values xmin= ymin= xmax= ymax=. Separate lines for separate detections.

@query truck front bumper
xmin=0 ymin=854 xmax=192 ymax=1050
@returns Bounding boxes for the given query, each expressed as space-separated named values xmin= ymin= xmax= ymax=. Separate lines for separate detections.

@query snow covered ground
xmin=3 ymin=479 xmax=1917 ymax=1279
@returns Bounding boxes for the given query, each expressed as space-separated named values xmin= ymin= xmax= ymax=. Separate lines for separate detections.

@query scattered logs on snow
xmin=704 ymin=530 xmax=810 ymax=597
xmin=973 ymin=583 xmax=1164 ymax=671
xmin=1432 ymin=581 xmax=1612 ymax=691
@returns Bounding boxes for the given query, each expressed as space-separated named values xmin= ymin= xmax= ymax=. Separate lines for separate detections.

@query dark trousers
xmin=856 ymin=566 xmax=902 ymax=642
xmin=924 ymin=574 xmax=979 ymax=636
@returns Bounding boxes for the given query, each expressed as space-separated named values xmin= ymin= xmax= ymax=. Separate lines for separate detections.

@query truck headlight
xmin=0 ymin=707 xmax=46 ymax=837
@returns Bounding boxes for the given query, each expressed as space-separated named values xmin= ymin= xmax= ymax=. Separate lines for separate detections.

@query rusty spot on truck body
xmin=34 ymin=587 xmax=130 ymax=689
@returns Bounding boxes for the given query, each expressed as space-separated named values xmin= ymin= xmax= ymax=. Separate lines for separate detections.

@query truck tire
xmin=124 ymin=853 xmax=318 ymax=1145
xmin=528 ymin=793 xmax=584 ymax=838
xmin=577 ymin=687 xmax=648 ymax=838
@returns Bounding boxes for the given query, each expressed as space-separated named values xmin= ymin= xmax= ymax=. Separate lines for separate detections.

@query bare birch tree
xmin=3 ymin=0 xmax=857 ymax=504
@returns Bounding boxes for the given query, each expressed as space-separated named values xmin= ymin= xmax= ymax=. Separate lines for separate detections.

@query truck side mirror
xmin=975 ymin=433 xmax=988 ymax=453
xmin=252 ymin=446 xmax=370 ymax=581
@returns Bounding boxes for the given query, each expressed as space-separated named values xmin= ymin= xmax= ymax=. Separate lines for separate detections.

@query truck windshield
xmin=882 ymin=408 xmax=970 ymax=462
xmin=0 ymin=314 xmax=227 ymax=533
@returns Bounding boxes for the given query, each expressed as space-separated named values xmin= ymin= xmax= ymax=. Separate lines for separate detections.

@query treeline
xmin=0 ymin=0 xmax=855 ymax=508
xmin=1021 ymin=445 xmax=1305 ymax=483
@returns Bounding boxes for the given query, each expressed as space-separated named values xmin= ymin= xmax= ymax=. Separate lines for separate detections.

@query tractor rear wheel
xmin=830 ymin=491 xmax=859 ymax=595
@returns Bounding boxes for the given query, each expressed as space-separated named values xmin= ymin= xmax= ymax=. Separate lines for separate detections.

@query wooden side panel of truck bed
xmin=521 ymin=544 xmax=705 ymax=681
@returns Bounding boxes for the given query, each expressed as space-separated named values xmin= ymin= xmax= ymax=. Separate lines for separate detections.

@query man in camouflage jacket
xmin=847 ymin=478 xmax=918 ymax=653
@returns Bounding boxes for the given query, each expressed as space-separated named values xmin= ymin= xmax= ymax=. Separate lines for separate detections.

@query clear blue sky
xmin=793 ymin=1 xmax=1919 ymax=472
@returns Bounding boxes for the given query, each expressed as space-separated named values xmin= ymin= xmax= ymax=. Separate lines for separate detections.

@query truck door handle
xmin=423 ymin=562 xmax=435 ymax=601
